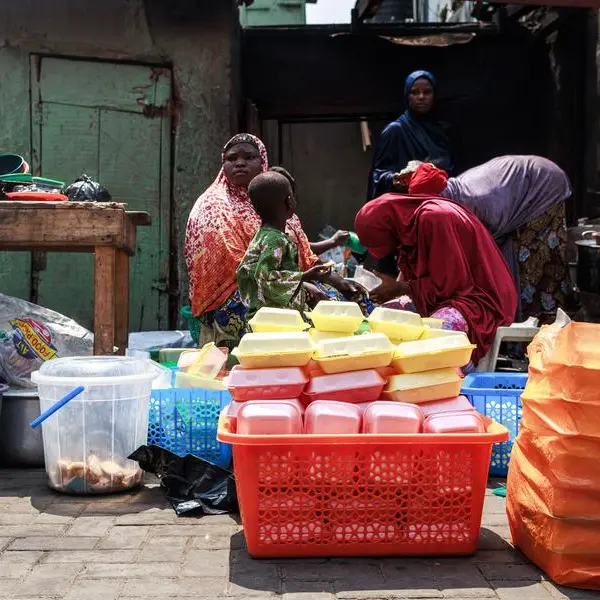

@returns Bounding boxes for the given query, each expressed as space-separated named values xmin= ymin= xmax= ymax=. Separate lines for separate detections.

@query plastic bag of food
xmin=507 ymin=319 xmax=600 ymax=590
xmin=63 ymin=174 xmax=112 ymax=203
xmin=0 ymin=293 xmax=93 ymax=388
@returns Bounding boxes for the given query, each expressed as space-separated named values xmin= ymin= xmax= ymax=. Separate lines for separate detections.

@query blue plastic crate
xmin=461 ymin=372 xmax=527 ymax=477
xmin=147 ymin=388 xmax=232 ymax=468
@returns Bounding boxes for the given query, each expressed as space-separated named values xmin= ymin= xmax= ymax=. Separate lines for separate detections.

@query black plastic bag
xmin=64 ymin=174 xmax=112 ymax=203
xmin=129 ymin=445 xmax=238 ymax=516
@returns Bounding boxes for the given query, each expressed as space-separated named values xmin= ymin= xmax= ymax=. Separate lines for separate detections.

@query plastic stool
xmin=477 ymin=317 xmax=539 ymax=372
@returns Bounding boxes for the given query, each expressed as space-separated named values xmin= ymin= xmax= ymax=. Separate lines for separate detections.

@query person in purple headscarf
xmin=402 ymin=155 xmax=574 ymax=324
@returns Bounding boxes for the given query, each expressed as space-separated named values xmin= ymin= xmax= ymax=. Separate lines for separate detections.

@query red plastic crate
xmin=218 ymin=415 xmax=508 ymax=558
xmin=302 ymin=369 xmax=385 ymax=404
xmin=226 ymin=366 xmax=307 ymax=402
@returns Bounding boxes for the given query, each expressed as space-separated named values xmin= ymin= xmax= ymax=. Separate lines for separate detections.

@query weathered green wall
xmin=240 ymin=0 xmax=308 ymax=26
xmin=0 ymin=0 xmax=240 ymax=328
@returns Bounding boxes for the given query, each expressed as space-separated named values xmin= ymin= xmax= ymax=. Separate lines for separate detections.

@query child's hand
xmin=302 ymin=262 xmax=333 ymax=283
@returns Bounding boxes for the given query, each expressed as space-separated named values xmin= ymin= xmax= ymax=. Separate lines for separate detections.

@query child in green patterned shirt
xmin=236 ymin=171 xmax=334 ymax=320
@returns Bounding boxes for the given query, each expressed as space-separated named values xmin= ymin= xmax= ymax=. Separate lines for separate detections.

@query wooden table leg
xmin=94 ymin=247 xmax=116 ymax=355
xmin=114 ymin=249 xmax=130 ymax=355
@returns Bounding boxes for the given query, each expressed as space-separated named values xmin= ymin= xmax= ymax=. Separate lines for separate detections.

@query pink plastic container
xmin=236 ymin=401 xmax=304 ymax=435
xmin=303 ymin=370 xmax=385 ymax=404
xmin=423 ymin=411 xmax=484 ymax=434
xmin=226 ymin=366 xmax=307 ymax=402
xmin=304 ymin=401 xmax=362 ymax=435
xmin=420 ymin=395 xmax=475 ymax=418
xmin=227 ymin=399 xmax=304 ymax=433
xmin=362 ymin=401 xmax=423 ymax=434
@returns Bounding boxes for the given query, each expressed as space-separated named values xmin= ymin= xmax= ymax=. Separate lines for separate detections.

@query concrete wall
xmin=0 ymin=0 xmax=241 ymax=325
xmin=281 ymin=121 xmax=373 ymax=239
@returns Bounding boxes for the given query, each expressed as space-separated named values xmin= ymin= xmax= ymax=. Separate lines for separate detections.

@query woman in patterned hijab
xmin=185 ymin=134 xmax=319 ymax=349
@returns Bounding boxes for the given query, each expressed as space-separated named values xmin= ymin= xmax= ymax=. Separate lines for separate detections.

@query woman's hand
xmin=334 ymin=278 xmax=365 ymax=301
xmin=302 ymin=263 xmax=333 ymax=283
xmin=332 ymin=230 xmax=350 ymax=247
xmin=392 ymin=173 xmax=409 ymax=192
xmin=303 ymin=282 xmax=329 ymax=307
xmin=370 ymin=272 xmax=410 ymax=304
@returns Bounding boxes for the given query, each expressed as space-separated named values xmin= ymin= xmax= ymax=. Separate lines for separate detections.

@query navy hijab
xmin=367 ymin=70 xmax=454 ymax=201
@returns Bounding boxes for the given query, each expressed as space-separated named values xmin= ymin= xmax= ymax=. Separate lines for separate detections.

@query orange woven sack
xmin=507 ymin=321 xmax=600 ymax=590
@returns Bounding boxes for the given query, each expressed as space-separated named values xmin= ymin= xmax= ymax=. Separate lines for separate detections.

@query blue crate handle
xmin=30 ymin=386 xmax=85 ymax=429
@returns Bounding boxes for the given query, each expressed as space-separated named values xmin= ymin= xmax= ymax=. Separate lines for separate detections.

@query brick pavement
xmin=0 ymin=469 xmax=595 ymax=600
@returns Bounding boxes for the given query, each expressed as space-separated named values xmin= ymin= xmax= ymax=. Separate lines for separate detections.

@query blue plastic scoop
xmin=30 ymin=386 xmax=85 ymax=429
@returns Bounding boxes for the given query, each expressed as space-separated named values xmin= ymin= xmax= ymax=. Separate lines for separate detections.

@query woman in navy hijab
xmin=367 ymin=70 xmax=454 ymax=201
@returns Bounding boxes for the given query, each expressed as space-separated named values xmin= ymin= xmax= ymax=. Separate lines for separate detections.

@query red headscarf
xmin=355 ymin=194 xmax=517 ymax=362
xmin=408 ymin=163 xmax=449 ymax=195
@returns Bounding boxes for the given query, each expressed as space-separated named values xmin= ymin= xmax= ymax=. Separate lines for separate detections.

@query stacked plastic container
xmin=219 ymin=303 xmax=508 ymax=558
xmin=147 ymin=344 xmax=232 ymax=468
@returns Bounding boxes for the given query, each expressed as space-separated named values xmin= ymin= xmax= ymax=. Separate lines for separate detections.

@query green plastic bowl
xmin=180 ymin=305 xmax=201 ymax=344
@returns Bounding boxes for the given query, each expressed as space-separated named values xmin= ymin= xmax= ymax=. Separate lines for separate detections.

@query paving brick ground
xmin=0 ymin=469 xmax=595 ymax=600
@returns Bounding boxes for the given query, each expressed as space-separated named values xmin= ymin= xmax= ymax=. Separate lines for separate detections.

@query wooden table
xmin=0 ymin=202 xmax=151 ymax=355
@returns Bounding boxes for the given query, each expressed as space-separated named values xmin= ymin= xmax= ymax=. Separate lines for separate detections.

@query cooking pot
xmin=576 ymin=231 xmax=600 ymax=294
xmin=0 ymin=388 xmax=44 ymax=467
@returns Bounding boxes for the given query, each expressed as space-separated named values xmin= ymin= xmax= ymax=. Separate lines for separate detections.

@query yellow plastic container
xmin=314 ymin=333 xmax=394 ymax=374
xmin=178 ymin=343 xmax=227 ymax=377
xmin=232 ymin=332 xmax=314 ymax=369
xmin=422 ymin=317 xmax=444 ymax=329
xmin=248 ymin=307 xmax=309 ymax=333
xmin=383 ymin=368 xmax=462 ymax=404
xmin=175 ymin=371 xmax=226 ymax=390
xmin=420 ymin=327 xmax=469 ymax=340
xmin=392 ymin=334 xmax=475 ymax=374
xmin=308 ymin=301 xmax=364 ymax=333
xmin=367 ymin=307 xmax=424 ymax=341
xmin=308 ymin=328 xmax=347 ymax=343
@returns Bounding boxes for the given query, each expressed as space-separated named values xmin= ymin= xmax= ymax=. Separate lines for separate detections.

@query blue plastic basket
xmin=147 ymin=388 xmax=232 ymax=468
xmin=461 ymin=372 xmax=527 ymax=477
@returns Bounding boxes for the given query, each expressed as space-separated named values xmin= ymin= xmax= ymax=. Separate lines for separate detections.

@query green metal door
xmin=29 ymin=56 xmax=172 ymax=331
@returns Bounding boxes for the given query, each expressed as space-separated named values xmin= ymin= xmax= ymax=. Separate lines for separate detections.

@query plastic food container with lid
xmin=31 ymin=357 xmax=156 ymax=495
xmin=236 ymin=401 xmax=303 ymax=435
xmin=422 ymin=317 xmax=444 ymax=329
xmin=423 ymin=411 xmax=484 ymax=434
xmin=226 ymin=366 xmax=307 ymax=402
xmin=392 ymin=334 xmax=475 ymax=374
xmin=383 ymin=368 xmax=463 ymax=404
xmin=304 ymin=401 xmax=361 ymax=435
xmin=362 ymin=401 xmax=423 ymax=434
xmin=227 ymin=399 xmax=304 ymax=432
xmin=420 ymin=395 xmax=475 ymax=418
xmin=308 ymin=301 xmax=364 ymax=333
xmin=175 ymin=371 xmax=226 ymax=390
xmin=248 ymin=307 xmax=309 ymax=333
xmin=303 ymin=369 xmax=385 ymax=404
xmin=178 ymin=344 xmax=227 ymax=378
xmin=308 ymin=328 xmax=347 ymax=343
xmin=352 ymin=265 xmax=382 ymax=292
xmin=367 ymin=307 xmax=424 ymax=341
xmin=419 ymin=327 xmax=468 ymax=340
xmin=232 ymin=332 xmax=314 ymax=369
xmin=314 ymin=333 xmax=394 ymax=374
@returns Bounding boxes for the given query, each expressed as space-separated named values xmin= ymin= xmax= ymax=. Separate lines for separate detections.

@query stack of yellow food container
xmin=229 ymin=302 xmax=476 ymax=408
xmin=367 ymin=308 xmax=476 ymax=405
